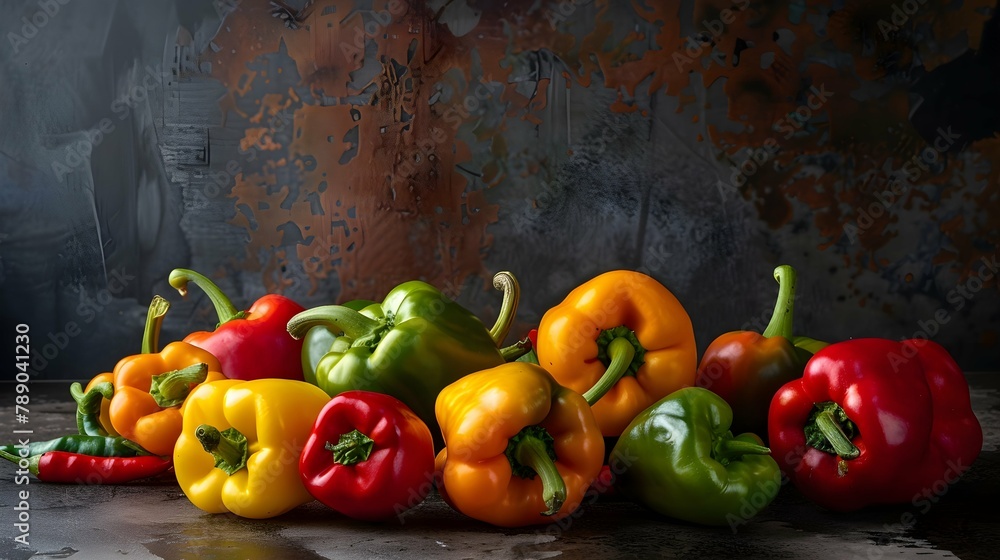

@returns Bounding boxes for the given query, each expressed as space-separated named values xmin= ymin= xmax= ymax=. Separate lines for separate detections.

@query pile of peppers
xmin=0 ymin=264 xmax=983 ymax=530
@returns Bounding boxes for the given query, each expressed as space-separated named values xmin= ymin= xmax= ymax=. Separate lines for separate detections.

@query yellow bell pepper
xmin=434 ymin=362 xmax=604 ymax=527
xmin=174 ymin=378 xmax=330 ymax=519
xmin=536 ymin=270 xmax=697 ymax=436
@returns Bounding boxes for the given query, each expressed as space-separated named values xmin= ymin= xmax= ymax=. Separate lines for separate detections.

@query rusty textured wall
xmin=1 ymin=0 xmax=998 ymax=379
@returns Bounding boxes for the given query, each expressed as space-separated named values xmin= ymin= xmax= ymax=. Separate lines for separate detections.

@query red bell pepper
xmin=169 ymin=268 xmax=305 ymax=380
xmin=299 ymin=390 xmax=435 ymax=521
xmin=695 ymin=265 xmax=827 ymax=439
xmin=768 ymin=338 xmax=982 ymax=511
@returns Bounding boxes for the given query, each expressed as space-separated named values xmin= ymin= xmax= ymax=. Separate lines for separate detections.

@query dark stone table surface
xmin=0 ymin=375 xmax=997 ymax=560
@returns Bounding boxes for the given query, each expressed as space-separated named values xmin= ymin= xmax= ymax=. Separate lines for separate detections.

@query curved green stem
xmin=149 ymin=363 xmax=208 ymax=407
xmin=583 ymin=337 xmax=637 ymax=406
xmin=792 ymin=336 xmax=829 ymax=355
xmin=713 ymin=437 xmax=772 ymax=465
xmin=287 ymin=305 xmax=384 ymax=342
xmin=0 ymin=450 xmax=39 ymax=475
xmin=70 ymin=381 xmax=114 ymax=436
xmin=169 ymin=269 xmax=245 ymax=326
xmin=500 ymin=336 xmax=532 ymax=362
xmin=0 ymin=449 xmax=21 ymax=465
xmin=813 ymin=409 xmax=861 ymax=460
xmin=507 ymin=427 xmax=565 ymax=516
xmin=762 ymin=265 xmax=797 ymax=339
xmin=489 ymin=271 xmax=520 ymax=347
xmin=141 ymin=295 xmax=171 ymax=354
xmin=196 ymin=424 xmax=249 ymax=476
xmin=326 ymin=429 xmax=375 ymax=465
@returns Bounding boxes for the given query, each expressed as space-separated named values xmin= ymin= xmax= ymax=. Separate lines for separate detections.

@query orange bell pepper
xmin=98 ymin=296 xmax=224 ymax=456
xmin=535 ymin=270 xmax=697 ymax=436
xmin=434 ymin=362 xmax=604 ymax=527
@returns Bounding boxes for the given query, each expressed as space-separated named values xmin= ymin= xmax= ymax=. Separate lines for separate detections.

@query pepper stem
xmin=326 ymin=429 xmax=375 ymax=465
xmin=488 ymin=271 xmax=520 ymax=347
xmin=195 ymin=424 xmax=249 ymax=476
xmin=70 ymin=381 xmax=114 ymax=436
xmin=149 ymin=363 xmax=208 ymax=407
xmin=762 ymin=265 xmax=797 ymax=339
xmin=813 ymin=408 xmax=861 ymax=460
xmin=583 ymin=336 xmax=638 ymax=406
xmin=499 ymin=336 xmax=532 ymax=362
xmin=169 ymin=269 xmax=246 ymax=326
xmin=506 ymin=426 xmax=566 ymax=516
xmin=713 ymin=436 xmax=772 ymax=465
xmin=141 ymin=295 xmax=171 ymax=354
xmin=286 ymin=305 xmax=386 ymax=346
xmin=0 ymin=450 xmax=39 ymax=476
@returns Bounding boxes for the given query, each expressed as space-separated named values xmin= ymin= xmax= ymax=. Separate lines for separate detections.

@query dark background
xmin=1 ymin=0 xmax=998 ymax=379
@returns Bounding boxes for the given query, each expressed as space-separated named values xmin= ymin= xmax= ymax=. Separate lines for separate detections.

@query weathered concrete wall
xmin=1 ymin=0 xmax=998 ymax=378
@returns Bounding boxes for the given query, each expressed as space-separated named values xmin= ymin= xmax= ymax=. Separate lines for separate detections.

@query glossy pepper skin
xmin=0 ymin=435 xmax=147 ymax=459
xmin=299 ymin=390 xmax=435 ymax=521
xmin=612 ymin=387 xmax=781 ymax=526
xmin=72 ymin=379 xmax=117 ymax=436
xmin=169 ymin=268 xmax=305 ymax=381
xmin=0 ymin=451 xmax=172 ymax=484
xmin=434 ymin=362 xmax=604 ymax=527
xmin=695 ymin=265 xmax=827 ymax=438
xmin=536 ymin=270 xmax=697 ymax=436
xmin=301 ymin=300 xmax=376 ymax=385
xmin=174 ymin=378 xmax=330 ymax=519
xmin=287 ymin=274 xmax=517 ymax=445
xmin=109 ymin=341 xmax=225 ymax=456
xmin=79 ymin=296 xmax=226 ymax=456
xmin=768 ymin=338 xmax=983 ymax=512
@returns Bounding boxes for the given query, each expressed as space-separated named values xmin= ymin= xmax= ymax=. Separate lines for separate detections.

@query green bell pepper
xmin=287 ymin=274 xmax=519 ymax=444
xmin=301 ymin=299 xmax=376 ymax=385
xmin=611 ymin=387 xmax=781 ymax=527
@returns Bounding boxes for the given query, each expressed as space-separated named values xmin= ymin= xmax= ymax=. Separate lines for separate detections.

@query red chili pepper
xmin=299 ymin=391 xmax=435 ymax=521
xmin=28 ymin=452 xmax=172 ymax=484
xmin=169 ymin=268 xmax=305 ymax=380
xmin=768 ymin=338 xmax=983 ymax=511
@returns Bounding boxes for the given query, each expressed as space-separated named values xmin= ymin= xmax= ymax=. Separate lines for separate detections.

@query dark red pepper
xmin=299 ymin=390 xmax=435 ymax=521
xmin=22 ymin=452 xmax=172 ymax=484
xmin=695 ymin=265 xmax=827 ymax=438
xmin=169 ymin=268 xmax=305 ymax=380
xmin=768 ymin=338 xmax=983 ymax=511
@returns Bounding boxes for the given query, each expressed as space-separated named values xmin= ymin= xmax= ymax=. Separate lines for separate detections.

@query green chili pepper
xmin=0 ymin=435 xmax=149 ymax=458
xmin=612 ymin=387 xmax=782 ymax=526
xmin=70 ymin=381 xmax=114 ymax=437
